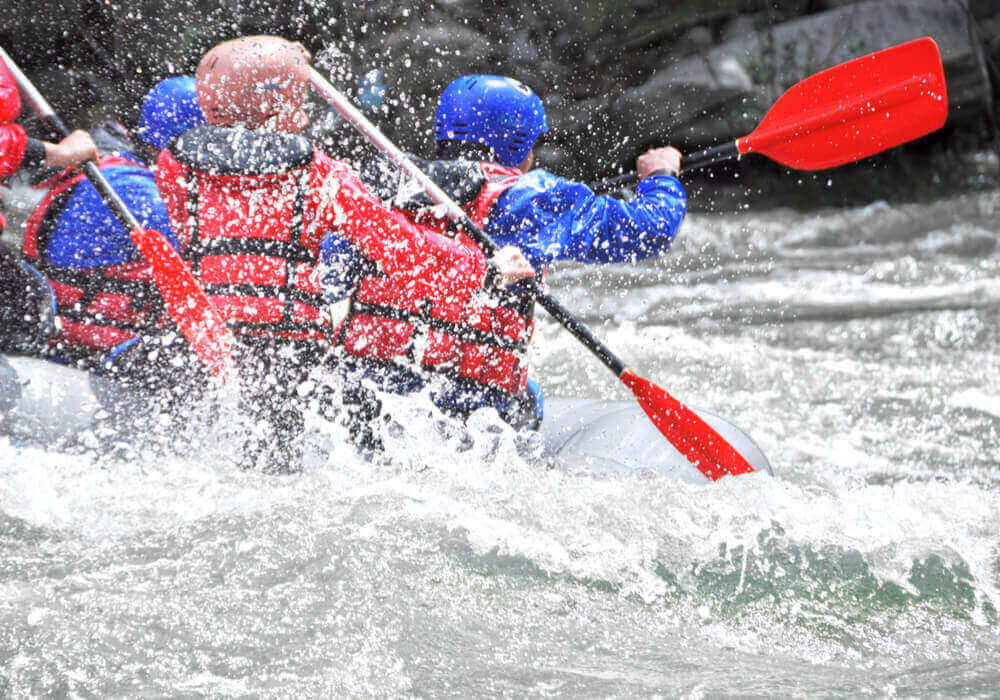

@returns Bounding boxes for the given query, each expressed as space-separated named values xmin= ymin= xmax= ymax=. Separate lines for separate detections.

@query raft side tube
xmin=539 ymin=398 xmax=773 ymax=483
xmin=0 ymin=356 xmax=774 ymax=483
xmin=0 ymin=355 xmax=104 ymax=444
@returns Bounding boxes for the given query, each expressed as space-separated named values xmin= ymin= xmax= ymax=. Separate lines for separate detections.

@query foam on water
xmin=3 ymin=190 xmax=1000 ymax=695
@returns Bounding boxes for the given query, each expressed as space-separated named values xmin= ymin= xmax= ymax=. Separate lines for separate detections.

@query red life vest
xmin=158 ymin=126 xmax=329 ymax=348
xmin=335 ymin=162 xmax=533 ymax=398
xmin=21 ymin=155 xmax=167 ymax=354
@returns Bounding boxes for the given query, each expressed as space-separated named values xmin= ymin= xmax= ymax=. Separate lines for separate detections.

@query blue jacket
xmin=487 ymin=169 xmax=686 ymax=268
xmin=43 ymin=155 xmax=178 ymax=268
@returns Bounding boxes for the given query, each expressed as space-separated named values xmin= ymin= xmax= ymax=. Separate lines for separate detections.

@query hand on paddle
xmin=43 ymin=129 xmax=97 ymax=168
xmin=637 ymin=146 xmax=682 ymax=179
xmin=491 ymin=245 xmax=535 ymax=287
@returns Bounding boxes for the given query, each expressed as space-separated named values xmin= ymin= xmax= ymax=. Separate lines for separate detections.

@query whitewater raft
xmin=0 ymin=355 xmax=772 ymax=480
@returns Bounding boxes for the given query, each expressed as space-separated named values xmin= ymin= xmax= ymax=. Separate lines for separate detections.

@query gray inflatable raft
xmin=539 ymin=397 xmax=773 ymax=483
xmin=0 ymin=355 xmax=107 ymax=445
xmin=1 ymin=356 xmax=772 ymax=482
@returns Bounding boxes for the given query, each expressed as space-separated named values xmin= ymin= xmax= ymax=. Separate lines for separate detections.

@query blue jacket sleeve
xmin=319 ymin=232 xmax=362 ymax=302
xmin=486 ymin=169 xmax=687 ymax=267
xmin=44 ymin=162 xmax=179 ymax=269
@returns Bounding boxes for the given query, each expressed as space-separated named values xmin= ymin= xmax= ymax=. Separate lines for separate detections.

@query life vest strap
xmin=350 ymin=299 xmax=528 ymax=353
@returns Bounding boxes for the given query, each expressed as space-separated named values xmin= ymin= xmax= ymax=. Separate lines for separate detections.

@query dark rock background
xmin=2 ymin=0 xmax=998 ymax=210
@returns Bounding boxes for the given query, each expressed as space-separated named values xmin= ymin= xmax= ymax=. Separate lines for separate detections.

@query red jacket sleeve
xmin=0 ymin=61 xmax=21 ymax=123
xmin=311 ymin=153 xmax=487 ymax=307
xmin=0 ymin=61 xmax=26 ymax=179
xmin=0 ymin=124 xmax=26 ymax=179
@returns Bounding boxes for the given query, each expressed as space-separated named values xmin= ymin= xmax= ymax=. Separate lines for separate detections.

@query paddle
xmin=592 ymin=36 xmax=948 ymax=194
xmin=0 ymin=46 xmax=236 ymax=379
xmin=309 ymin=69 xmax=754 ymax=481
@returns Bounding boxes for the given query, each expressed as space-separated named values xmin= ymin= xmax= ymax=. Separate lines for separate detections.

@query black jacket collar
xmin=170 ymin=125 xmax=314 ymax=176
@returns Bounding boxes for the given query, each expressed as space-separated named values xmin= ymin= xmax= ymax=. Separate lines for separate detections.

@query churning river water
xmin=2 ymin=172 xmax=999 ymax=696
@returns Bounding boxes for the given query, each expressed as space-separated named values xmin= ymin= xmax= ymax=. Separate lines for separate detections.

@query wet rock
xmin=970 ymin=0 xmax=997 ymax=19
xmin=814 ymin=0 xmax=863 ymax=9
xmin=618 ymin=1 xmax=770 ymax=54
xmin=676 ymin=25 xmax=716 ymax=53
xmin=0 ymin=0 xmax=996 ymax=199
xmin=720 ymin=14 xmax=758 ymax=44
xmin=613 ymin=49 xmax=755 ymax=149
xmin=731 ymin=0 xmax=982 ymax=108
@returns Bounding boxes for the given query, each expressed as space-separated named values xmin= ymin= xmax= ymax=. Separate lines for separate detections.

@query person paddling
xmin=154 ymin=36 xmax=533 ymax=464
xmin=17 ymin=77 xmax=206 ymax=368
xmin=359 ymin=75 xmax=687 ymax=426
xmin=1 ymin=58 xmax=99 ymax=356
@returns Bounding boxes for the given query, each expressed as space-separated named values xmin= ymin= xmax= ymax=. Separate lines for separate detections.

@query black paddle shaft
xmin=533 ymin=285 xmax=627 ymax=375
xmin=47 ymin=117 xmax=144 ymax=233
xmin=591 ymin=140 xmax=740 ymax=194
xmin=399 ymin=186 xmax=627 ymax=375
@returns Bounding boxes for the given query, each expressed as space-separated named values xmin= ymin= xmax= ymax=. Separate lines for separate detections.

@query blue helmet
xmin=138 ymin=76 xmax=206 ymax=149
xmin=434 ymin=75 xmax=548 ymax=168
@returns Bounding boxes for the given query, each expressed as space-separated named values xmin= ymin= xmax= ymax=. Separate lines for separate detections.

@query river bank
xmin=1 ymin=0 xmax=997 ymax=210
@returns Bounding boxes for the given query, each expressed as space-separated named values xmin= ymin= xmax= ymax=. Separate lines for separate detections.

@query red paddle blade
xmin=130 ymin=227 xmax=236 ymax=379
xmin=739 ymin=36 xmax=948 ymax=170
xmin=621 ymin=369 xmax=755 ymax=481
